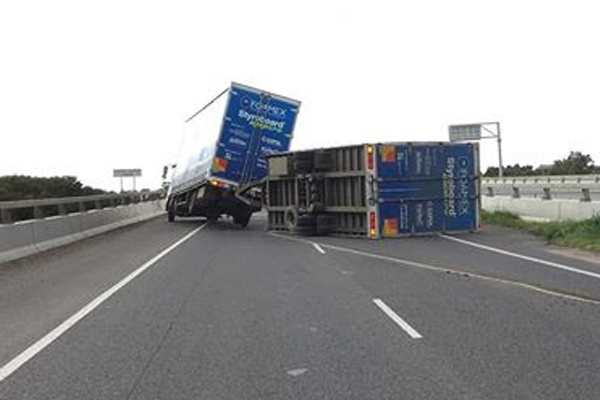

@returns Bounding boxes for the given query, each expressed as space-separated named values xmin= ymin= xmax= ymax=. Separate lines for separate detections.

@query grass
xmin=482 ymin=210 xmax=600 ymax=253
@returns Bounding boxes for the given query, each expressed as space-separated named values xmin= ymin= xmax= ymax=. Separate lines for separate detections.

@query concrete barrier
xmin=0 ymin=200 xmax=165 ymax=265
xmin=33 ymin=213 xmax=85 ymax=252
xmin=0 ymin=221 xmax=37 ymax=263
xmin=483 ymin=196 xmax=600 ymax=221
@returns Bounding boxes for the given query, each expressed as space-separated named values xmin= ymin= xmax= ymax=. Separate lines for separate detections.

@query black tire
xmin=167 ymin=200 xmax=176 ymax=222
xmin=206 ymin=214 xmax=219 ymax=224
xmin=295 ymin=224 xmax=317 ymax=236
xmin=295 ymin=214 xmax=318 ymax=236
xmin=316 ymin=214 xmax=336 ymax=235
xmin=296 ymin=215 xmax=317 ymax=226
xmin=284 ymin=207 xmax=299 ymax=231
xmin=309 ymin=202 xmax=324 ymax=213
xmin=234 ymin=212 xmax=252 ymax=228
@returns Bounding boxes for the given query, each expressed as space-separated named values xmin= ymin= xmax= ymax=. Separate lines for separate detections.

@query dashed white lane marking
xmin=269 ymin=231 xmax=600 ymax=305
xmin=441 ymin=235 xmax=600 ymax=281
xmin=287 ymin=368 xmax=308 ymax=377
xmin=312 ymin=243 xmax=326 ymax=254
xmin=0 ymin=224 xmax=206 ymax=383
xmin=373 ymin=299 xmax=423 ymax=339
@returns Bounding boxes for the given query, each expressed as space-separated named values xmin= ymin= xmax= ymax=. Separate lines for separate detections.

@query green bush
xmin=0 ymin=175 xmax=105 ymax=201
xmin=483 ymin=211 xmax=600 ymax=252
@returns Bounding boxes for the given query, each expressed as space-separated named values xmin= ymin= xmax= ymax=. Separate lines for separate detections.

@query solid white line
xmin=312 ymin=243 xmax=326 ymax=254
xmin=0 ymin=224 xmax=206 ymax=383
xmin=269 ymin=232 xmax=600 ymax=305
xmin=441 ymin=235 xmax=600 ymax=281
xmin=13 ymin=220 xmax=36 ymax=225
xmin=43 ymin=215 xmax=64 ymax=221
xmin=373 ymin=299 xmax=423 ymax=339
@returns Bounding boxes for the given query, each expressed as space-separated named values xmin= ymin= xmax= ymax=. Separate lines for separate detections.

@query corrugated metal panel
xmin=265 ymin=142 xmax=480 ymax=238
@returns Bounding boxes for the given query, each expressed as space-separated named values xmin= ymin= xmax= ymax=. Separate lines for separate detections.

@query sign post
xmin=449 ymin=122 xmax=503 ymax=177
xmin=113 ymin=169 xmax=142 ymax=192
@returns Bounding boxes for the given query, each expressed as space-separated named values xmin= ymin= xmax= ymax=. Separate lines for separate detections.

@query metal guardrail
xmin=0 ymin=191 xmax=165 ymax=224
xmin=482 ymin=175 xmax=600 ymax=202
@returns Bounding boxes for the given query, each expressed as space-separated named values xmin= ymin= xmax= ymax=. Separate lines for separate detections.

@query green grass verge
xmin=482 ymin=210 xmax=600 ymax=252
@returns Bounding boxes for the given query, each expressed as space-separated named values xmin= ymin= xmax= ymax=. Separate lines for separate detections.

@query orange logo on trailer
xmin=383 ymin=218 xmax=398 ymax=237
xmin=212 ymin=157 xmax=228 ymax=173
xmin=381 ymin=145 xmax=396 ymax=163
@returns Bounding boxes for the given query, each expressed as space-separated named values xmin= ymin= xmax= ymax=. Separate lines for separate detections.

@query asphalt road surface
xmin=1 ymin=215 xmax=600 ymax=399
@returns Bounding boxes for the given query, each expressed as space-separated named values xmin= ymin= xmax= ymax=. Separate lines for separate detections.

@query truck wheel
xmin=167 ymin=201 xmax=176 ymax=222
xmin=234 ymin=212 xmax=252 ymax=228
xmin=296 ymin=215 xmax=317 ymax=226
xmin=295 ymin=224 xmax=317 ymax=236
xmin=316 ymin=214 xmax=336 ymax=235
xmin=284 ymin=207 xmax=299 ymax=231
xmin=295 ymin=215 xmax=318 ymax=236
xmin=206 ymin=214 xmax=219 ymax=224
xmin=309 ymin=202 xmax=324 ymax=213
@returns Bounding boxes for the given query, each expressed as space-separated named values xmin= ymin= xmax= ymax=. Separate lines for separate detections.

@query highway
xmin=1 ymin=216 xmax=600 ymax=399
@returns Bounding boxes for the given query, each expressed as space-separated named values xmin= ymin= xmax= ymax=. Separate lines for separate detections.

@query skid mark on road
xmin=269 ymin=232 xmax=600 ymax=306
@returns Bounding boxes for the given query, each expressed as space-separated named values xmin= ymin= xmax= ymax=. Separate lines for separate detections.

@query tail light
xmin=210 ymin=179 xmax=229 ymax=189
xmin=369 ymin=210 xmax=377 ymax=237
xmin=367 ymin=145 xmax=374 ymax=170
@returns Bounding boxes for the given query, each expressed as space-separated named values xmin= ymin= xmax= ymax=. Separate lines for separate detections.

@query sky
xmin=1 ymin=0 xmax=599 ymax=191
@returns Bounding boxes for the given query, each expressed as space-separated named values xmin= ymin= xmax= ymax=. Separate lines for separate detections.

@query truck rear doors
xmin=211 ymin=83 xmax=300 ymax=185
xmin=376 ymin=143 xmax=480 ymax=237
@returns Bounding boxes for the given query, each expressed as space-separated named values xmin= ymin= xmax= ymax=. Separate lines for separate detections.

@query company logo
xmin=240 ymin=96 xmax=287 ymax=120
xmin=443 ymin=156 xmax=471 ymax=218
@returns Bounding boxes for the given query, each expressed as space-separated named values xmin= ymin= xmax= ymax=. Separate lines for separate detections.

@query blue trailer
xmin=265 ymin=142 xmax=481 ymax=238
xmin=167 ymin=83 xmax=301 ymax=226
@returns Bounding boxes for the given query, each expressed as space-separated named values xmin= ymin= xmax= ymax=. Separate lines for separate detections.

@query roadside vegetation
xmin=483 ymin=210 xmax=600 ymax=252
xmin=0 ymin=175 xmax=105 ymax=201
xmin=483 ymin=150 xmax=599 ymax=177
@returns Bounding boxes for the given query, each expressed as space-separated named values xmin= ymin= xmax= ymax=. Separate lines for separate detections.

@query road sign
xmin=113 ymin=169 xmax=142 ymax=178
xmin=449 ymin=124 xmax=482 ymax=142
xmin=448 ymin=122 xmax=504 ymax=177
xmin=113 ymin=169 xmax=142 ymax=192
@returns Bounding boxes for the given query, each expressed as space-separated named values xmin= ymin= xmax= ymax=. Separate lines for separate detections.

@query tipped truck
xmin=167 ymin=83 xmax=301 ymax=226
xmin=265 ymin=142 xmax=481 ymax=238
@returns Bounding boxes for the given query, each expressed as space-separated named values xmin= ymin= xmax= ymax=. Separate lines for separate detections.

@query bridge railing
xmin=0 ymin=191 xmax=165 ymax=224
xmin=482 ymin=174 xmax=600 ymax=202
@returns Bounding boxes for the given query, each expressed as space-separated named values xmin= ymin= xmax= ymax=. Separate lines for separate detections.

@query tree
xmin=483 ymin=151 xmax=598 ymax=177
xmin=483 ymin=164 xmax=539 ymax=177
xmin=0 ymin=175 xmax=106 ymax=201
xmin=483 ymin=166 xmax=499 ymax=177
xmin=550 ymin=151 xmax=596 ymax=175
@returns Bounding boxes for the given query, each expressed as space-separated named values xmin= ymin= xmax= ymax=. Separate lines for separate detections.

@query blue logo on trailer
xmin=377 ymin=143 xmax=478 ymax=236
xmin=212 ymin=84 xmax=299 ymax=184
